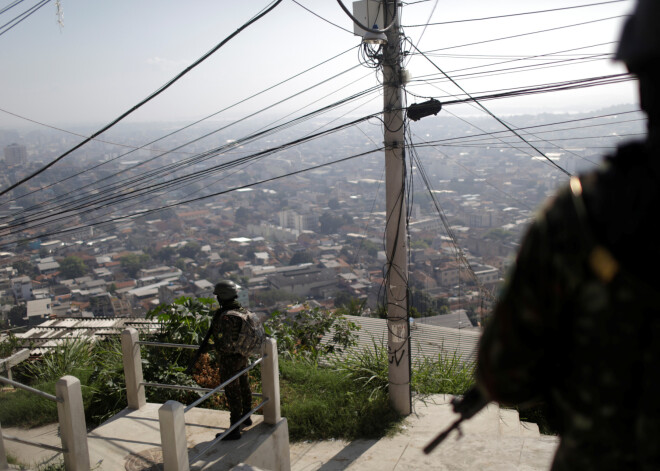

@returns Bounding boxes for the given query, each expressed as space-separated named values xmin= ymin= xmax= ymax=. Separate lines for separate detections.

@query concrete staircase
xmin=4 ymin=395 xmax=558 ymax=470
xmin=290 ymin=394 xmax=559 ymax=471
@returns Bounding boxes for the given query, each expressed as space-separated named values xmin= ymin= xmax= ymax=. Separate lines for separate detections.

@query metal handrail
xmin=188 ymin=398 xmax=270 ymax=466
xmin=141 ymin=382 xmax=214 ymax=393
xmin=184 ymin=356 xmax=264 ymax=413
xmin=2 ymin=434 xmax=65 ymax=453
xmin=0 ymin=376 xmax=61 ymax=403
xmin=137 ymin=340 xmax=199 ymax=349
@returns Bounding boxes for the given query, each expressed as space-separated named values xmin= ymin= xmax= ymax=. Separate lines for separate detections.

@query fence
xmin=121 ymin=328 xmax=282 ymax=471
xmin=0 ymin=375 xmax=90 ymax=471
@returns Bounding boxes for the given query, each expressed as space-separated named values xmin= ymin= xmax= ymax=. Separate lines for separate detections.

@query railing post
xmin=159 ymin=401 xmax=189 ymax=471
xmin=122 ymin=328 xmax=146 ymax=410
xmin=261 ymin=338 xmax=281 ymax=425
xmin=0 ymin=422 xmax=8 ymax=471
xmin=56 ymin=376 xmax=90 ymax=471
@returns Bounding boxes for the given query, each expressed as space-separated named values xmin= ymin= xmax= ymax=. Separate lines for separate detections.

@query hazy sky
xmin=0 ymin=0 xmax=638 ymax=129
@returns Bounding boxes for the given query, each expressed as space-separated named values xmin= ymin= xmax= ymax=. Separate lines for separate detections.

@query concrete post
xmin=56 ymin=376 xmax=90 ymax=471
xmin=121 ymin=328 xmax=146 ymax=410
xmin=261 ymin=338 xmax=281 ymax=425
xmin=382 ymin=0 xmax=412 ymax=416
xmin=0 ymin=422 xmax=8 ymax=471
xmin=159 ymin=401 xmax=190 ymax=471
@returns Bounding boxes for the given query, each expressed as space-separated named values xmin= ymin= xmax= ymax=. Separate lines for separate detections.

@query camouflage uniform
xmin=211 ymin=302 xmax=253 ymax=425
xmin=476 ymin=142 xmax=660 ymax=469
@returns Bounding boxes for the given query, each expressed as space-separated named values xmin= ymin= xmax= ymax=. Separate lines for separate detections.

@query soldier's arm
xmin=475 ymin=192 xmax=571 ymax=406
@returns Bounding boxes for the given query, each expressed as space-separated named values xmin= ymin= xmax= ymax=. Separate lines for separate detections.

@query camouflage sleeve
xmin=476 ymin=191 xmax=574 ymax=406
xmin=214 ymin=313 xmax=243 ymax=351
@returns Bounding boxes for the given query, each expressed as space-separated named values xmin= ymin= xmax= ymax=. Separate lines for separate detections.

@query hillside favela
xmin=0 ymin=1 xmax=645 ymax=470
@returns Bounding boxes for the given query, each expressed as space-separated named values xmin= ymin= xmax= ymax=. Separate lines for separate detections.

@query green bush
xmin=264 ymin=306 xmax=360 ymax=362
xmin=86 ymin=337 xmax=126 ymax=425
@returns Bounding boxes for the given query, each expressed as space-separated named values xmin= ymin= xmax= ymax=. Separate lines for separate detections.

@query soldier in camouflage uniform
xmin=475 ymin=1 xmax=660 ymax=468
xmin=211 ymin=280 xmax=254 ymax=440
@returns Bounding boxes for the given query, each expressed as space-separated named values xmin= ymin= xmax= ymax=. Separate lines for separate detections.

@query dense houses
xmin=3 ymin=110 xmax=640 ymax=332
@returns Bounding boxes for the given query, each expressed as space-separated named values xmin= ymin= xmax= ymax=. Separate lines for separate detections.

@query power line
xmin=291 ymin=0 xmax=353 ymax=34
xmin=0 ymin=0 xmax=284 ymax=198
xmin=403 ymin=0 xmax=629 ymax=27
xmin=412 ymin=54 xmax=613 ymax=85
xmin=413 ymin=73 xmax=634 ymax=106
xmin=423 ymin=15 xmax=625 ymax=54
xmin=410 ymin=42 xmax=572 ymax=176
xmin=0 ymin=0 xmax=50 ymax=38
xmin=0 ymin=0 xmax=30 ymax=16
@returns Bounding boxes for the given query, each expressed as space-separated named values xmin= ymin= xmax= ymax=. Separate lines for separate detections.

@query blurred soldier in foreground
xmin=194 ymin=280 xmax=264 ymax=440
xmin=472 ymin=1 xmax=660 ymax=468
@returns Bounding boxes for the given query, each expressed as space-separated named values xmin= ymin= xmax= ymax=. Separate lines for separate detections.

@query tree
xmin=328 ymin=198 xmax=341 ymax=210
xmin=59 ymin=256 xmax=87 ymax=279
xmin=13 ymin=260 xmax=37 ymax=278
xmin=318 ymin=212 xmax=344 ymax=234
xmin=9 ymin=305 xmax=26 ymax=327
xmin=178 ymin=242 xmax=201 ymax=260
xmin=289 ymin=251 xmax=313 ymax=266
xmin=155 ymin=246 xmax=177 ymax=264
xmin=120 ymin=253 xmax=150 ymax=278
xmin=219 ymin=261 xmax=239 ymax=274
xmin=235 ymin=207 xmax=251 ymax=222
xmin=264 ymin=306 xmax=360 ymax=361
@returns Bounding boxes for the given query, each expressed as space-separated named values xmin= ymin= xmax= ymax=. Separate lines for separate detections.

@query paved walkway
xmin=2 ymin=423 xmax=62 ymax=469
xmin=289 ymin=395 xmax=559 ymax=471
xmin=2 ymin=395 xmax=559 ymax=470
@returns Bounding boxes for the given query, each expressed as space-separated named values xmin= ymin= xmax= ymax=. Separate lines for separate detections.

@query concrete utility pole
xmin=382 ymin=0 xmax=411 ymax=416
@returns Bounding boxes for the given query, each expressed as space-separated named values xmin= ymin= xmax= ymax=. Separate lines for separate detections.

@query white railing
xmin=0 ymin=375 xmax=90 ymax=471
xmin=120 ymin=328 xmax=282 ymax=471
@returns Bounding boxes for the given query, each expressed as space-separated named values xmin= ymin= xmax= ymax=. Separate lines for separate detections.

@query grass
xmin=0 ymin=384 xmax=59 ymax=427
xmin=5 ymin=451 xmax=66 ymax=471
xmin=280 ymin=358 xmax=403 ymax=441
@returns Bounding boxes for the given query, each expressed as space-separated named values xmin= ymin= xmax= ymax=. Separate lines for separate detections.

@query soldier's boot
xmin=217 ymin=415 xmax=242 ymax=440
xmin=243 ymin=410 xmax=253 ymax=426
xmin=220 ymin=427 xmax=241 ymax=440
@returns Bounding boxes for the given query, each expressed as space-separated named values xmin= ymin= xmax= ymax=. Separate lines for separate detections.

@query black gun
xmin=423 ymin=387 xmax=489 ymax=454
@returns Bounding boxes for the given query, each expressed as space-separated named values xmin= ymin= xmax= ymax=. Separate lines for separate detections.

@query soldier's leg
xmin=237 ymin=356 xmax=252 ymax=425
xmin=218 ymin=355 xmax=242 ymax=440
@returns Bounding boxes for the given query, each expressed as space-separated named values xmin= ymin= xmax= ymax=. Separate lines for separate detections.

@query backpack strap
xmin=569 ymin=176 xmax=620 ymax=284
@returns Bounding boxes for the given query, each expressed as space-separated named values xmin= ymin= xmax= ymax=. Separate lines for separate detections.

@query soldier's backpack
xmin=223 ymin=308 xmax=266 ymax=357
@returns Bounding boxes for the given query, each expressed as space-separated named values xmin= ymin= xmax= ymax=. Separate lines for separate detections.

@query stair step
xmin=520 ymin=421 xmax=540 ymax=437
xmin=498 ymin=408 xmax=523 ymax=437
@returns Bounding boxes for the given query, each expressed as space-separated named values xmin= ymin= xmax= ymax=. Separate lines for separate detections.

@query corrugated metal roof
xmin=324 ymin=315 xmax=481 ymax=366
xmin=16 ymin=317 xmax=159 ymax=355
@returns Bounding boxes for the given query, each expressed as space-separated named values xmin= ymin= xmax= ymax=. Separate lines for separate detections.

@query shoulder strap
xmin=569 ymin=176 xmax=620 ymax=284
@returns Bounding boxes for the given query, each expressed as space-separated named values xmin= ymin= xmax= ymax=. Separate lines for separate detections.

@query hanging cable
xmin=0 ymin=0 xmax=284 ymax=198
xmin=410 ymin=42 xmax=575 ymax=176
xmin=403 ymin=0 xmax=629 ymax=27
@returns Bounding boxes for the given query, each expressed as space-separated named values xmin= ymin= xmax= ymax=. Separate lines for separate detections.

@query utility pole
xmin=382 ymin=0 xmax=411 ymax=416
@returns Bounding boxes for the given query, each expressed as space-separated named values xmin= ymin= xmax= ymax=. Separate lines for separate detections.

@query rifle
xmin=186 ymin=309 xmax=222 ymax=375
xmin=423 ymin=387 xmax=489 ymax=454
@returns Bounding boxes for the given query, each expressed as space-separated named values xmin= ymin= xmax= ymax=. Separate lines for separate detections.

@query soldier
xmin=475 ymin=1 xmax=660 ymax=468
xmin=210 ymin=280 xmax=262 ymax=440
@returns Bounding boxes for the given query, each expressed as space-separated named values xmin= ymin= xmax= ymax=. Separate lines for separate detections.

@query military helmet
xmin=615 ymin=0 xmax=660 ymax=72
xmin=214 ymin=280 xmax=238 ymax=301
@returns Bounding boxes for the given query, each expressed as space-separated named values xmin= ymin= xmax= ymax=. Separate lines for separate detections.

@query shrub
xmin=264 ymin=305 xmax=360 ymax=362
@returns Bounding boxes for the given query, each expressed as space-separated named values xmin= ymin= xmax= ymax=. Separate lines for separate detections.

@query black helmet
xmin=615 ymin=0 xmax=660 ymax=72
xmin=214 ymin=280 xmax=238 ymax=301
